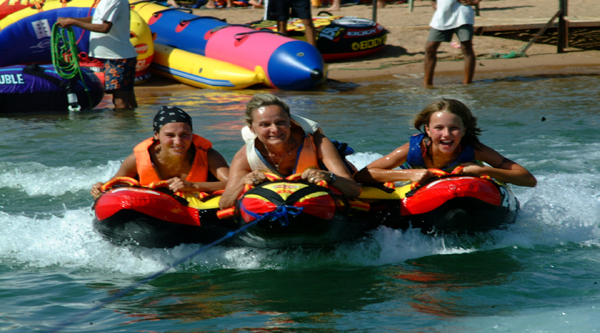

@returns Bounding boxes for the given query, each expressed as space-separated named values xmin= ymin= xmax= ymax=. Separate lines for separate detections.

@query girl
xmin=91 ymin=106 xmax=230 ymax=198
xmin=354 ymin=98 xmax=537 ymax=187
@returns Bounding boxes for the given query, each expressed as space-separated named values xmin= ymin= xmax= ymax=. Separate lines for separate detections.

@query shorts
xmin=103 ymin=57 xmax=137 ymax=92
xmin=275 ymin=0 xmax=312 ymax=21
xmin=428 ymin=24 xmax=474 ymax=43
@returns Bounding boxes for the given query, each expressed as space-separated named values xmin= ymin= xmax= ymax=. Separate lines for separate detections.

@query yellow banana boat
xmin=151 ymin=43 xmax=265 ymax=90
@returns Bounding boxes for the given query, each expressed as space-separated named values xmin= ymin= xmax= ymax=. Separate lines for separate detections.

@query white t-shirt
xmin=429 ymin=0 xmax=475 ymax=31
xmin=89 ymin=0 xmax=137 ymax=59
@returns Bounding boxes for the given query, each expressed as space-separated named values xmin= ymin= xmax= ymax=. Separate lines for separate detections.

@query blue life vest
xmin=401 ymin=133 xmax=475 ymax=171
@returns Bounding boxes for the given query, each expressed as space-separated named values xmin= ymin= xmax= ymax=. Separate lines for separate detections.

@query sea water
xmin=1 ymin=74 xmax=600 ymax=332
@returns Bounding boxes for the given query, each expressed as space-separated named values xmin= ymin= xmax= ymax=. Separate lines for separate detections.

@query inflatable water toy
xmin=0 ymin=63 xmax=104 ymax=112
xmin=249 ymin=12 xmax=388 ymax=62
xmin=92 ymin=170 xmax=519 ymax=248
xmin=359 ymin=168 xmax=520 ymax=233
xmin=0 ymin=0 xmax=94 ymax=20
xmin=0 ymin=0 xmax=53 ymax=20
xmin=151 ymin=42 xmax=265 ymax=89
xmin=129 ymin=0 xmax=326 ymax=90
xmin=219 ymin=173 xmax=372 ymax=248
xmin=0 ymin=0 xmax=154 ymax=83
xmin=92 ymin=175 xmax=372 ymax=248
xmin=92 ymin=178 xmax=229 ymax=248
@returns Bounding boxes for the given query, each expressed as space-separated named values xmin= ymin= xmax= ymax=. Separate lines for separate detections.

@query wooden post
xmin=372 ymin=0 xmax=377 ymax=22
xmin=557 ymin=0 xmax=568 ymax=53
xmin=518 ymin=10 xmax=561 ymax=55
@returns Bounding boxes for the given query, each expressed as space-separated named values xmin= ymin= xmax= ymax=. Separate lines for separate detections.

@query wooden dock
xmin=475 ymin=18 xmax=600 ymax=51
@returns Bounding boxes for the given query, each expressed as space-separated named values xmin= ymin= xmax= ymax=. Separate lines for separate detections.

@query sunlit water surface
xmin=1 ymin=74 xmax=600 ymax=332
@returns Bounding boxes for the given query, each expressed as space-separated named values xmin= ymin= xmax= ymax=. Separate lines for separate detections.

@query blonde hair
xmin=244 ymin=93 xmax=291 ymax=126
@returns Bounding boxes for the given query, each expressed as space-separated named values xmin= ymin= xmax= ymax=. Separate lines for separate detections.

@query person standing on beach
xmin=58 ymin=0 xmax=138 ymax=110
xmin=424 ymin=0 xmax=481 ymax=86
xmin=273 ymin=0 xmax=317 ymax=47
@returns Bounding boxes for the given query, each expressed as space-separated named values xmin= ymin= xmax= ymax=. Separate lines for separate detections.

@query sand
xmin=143 ymin=0 xmax=600 ymax=88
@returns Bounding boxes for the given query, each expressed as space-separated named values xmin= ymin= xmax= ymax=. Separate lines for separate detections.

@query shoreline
xmin=138 ymin=0 xmax=600 ymax=90
xmin=327 ymin=50 xmax=600 ymax=84
xmin=138 ymin=51 xmax=600 ymax=91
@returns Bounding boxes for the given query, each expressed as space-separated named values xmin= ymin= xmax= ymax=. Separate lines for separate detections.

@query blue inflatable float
xmin=0 ymin=64 xmax=104 ymax=113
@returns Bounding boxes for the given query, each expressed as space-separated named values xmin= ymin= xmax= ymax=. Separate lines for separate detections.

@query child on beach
xmin=353 ymin=98 xmax=537 ymax=187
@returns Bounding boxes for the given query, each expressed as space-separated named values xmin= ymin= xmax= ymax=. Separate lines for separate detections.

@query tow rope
xmin=48 ymin=211 xmax=266 ymax=333
xmin=239 ymin=200 xmax=304 ymax=227
xmin=50 ymin=23 xmax=91 ymax=112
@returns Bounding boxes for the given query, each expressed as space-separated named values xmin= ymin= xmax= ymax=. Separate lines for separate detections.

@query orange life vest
xmin=294 ymin=134 xmax=320 ymax=174
xmin=133 ymin=134 xmax=212 ymax=185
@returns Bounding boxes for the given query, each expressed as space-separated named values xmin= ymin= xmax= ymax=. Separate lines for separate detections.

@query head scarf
xmin=153 ymin=106 xmax=193 ymax=133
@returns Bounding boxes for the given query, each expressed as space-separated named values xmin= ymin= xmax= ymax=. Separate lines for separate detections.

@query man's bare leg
xmin=301 ymin=18 xmax=317 ymax=47
xmin=460 ymin=40 xmax=476 ymax=84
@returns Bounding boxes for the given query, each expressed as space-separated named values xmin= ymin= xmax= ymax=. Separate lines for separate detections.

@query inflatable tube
xmin=0 ymin=63 xmax=104 ymax=112
xmin=130 ymin=1 xmax=326 ymax=90
xmin=0 ymin=0 xmax=72 ymax=25
xmin=359 ymin=174 xmax=520 ymax=233
xmin=92 ymin=174 xmax=518 ymax=248
xmin=92 ymin=176 xmax=371 ymax=248
xmin=232 ymin=178 xmax=372 ymax=248
xmin=0 ymin=0 xmax=53 ymax=20
xmin=0 ymin=0 xmax=153 ymax=83
xmin=249 ymin=13 xmax=388 ymax=62
xmin=93 ymin=186 xmax=232 ymax=248
xmin=151 ymin=43 xmax=265 ymax=89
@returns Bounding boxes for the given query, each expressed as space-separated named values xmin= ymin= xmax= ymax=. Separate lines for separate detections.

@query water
xmin=2 ymin=74 xmax=600 ymax=332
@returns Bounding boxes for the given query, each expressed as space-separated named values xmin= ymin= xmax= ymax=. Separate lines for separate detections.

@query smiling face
xmin=249 ymin=105 xmax=291 ymax=148
xmin=154 ymin=122 xmax=193 ymax=157
xmin=425 ymin=111 xmax=466 ymax=155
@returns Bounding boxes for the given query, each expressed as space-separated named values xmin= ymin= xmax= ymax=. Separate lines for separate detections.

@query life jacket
xmin=402 ymin=133 xmax=476 ymax=171
xmin=242 ymin=114 xmax=321 ymax=177
xmin=133 ymin=134 xmax=212 ymax=185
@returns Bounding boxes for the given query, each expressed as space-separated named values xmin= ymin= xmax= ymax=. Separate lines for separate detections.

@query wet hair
xmin=244 ymin=93 xmax=291 ymax=126
xmin=414 ymin=98 xmax=482 ymax=148
xmin=153 ymin=106 xmax=193 ymax=134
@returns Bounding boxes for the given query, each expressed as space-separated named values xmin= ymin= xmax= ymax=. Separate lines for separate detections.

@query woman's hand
xmin=244 ymin=170 xmax=267 ymax=186
xmin=91 ymin=182 xmax=104 ymax=198
xmin=301 ymin=169 xmax=335 ymax=184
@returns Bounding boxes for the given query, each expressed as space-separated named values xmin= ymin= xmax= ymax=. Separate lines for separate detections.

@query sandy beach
xmin=143 ymin=0 xmax=600 ymax=88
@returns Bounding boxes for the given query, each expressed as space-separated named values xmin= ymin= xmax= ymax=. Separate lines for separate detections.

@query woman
xmin=219 ymin=93 xmax=361 ymax=209
xmin=354 ymin=98 xmax=537 ymax=187
xmin=91 ymin=106 xmax=230 ymax=198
